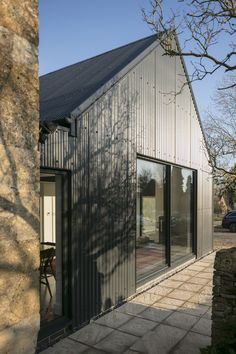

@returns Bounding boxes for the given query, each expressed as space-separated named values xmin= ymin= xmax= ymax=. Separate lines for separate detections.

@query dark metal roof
xmin=40 ymin=34 xmax=157 ymax=122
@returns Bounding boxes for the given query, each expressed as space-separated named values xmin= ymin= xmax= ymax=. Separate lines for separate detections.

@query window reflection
xmin=136 ymin=160 xmax=167 ymax=281
xmin=171 ymin=167 xmax=193 ymax=262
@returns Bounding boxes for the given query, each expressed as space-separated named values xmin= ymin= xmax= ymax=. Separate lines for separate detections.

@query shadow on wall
xmin=0 ymin=117 xmax=40 ymax=352
xmin=65 ymin=82 xmax=139 ymax=323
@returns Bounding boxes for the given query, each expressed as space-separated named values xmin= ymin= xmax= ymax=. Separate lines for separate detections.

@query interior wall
xmin=40 ymin=182 xmax=56 ymax=243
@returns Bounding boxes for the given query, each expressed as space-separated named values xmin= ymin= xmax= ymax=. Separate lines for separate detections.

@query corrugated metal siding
xmin=40 ymin=43 xmax=212 ymax=326
xmin=131 ymin=44 xmax=212 ymax=258
xmin=156 ymin=47 xmax=176 ymax=163
xmin=40 ymin=80 xmax=136 ymax=324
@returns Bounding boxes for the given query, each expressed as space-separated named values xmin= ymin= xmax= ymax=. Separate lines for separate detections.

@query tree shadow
xmin=0 ymin=51 xmax=40 ymax=352
xmin=40 ymin=80 xmax=139 ymax=325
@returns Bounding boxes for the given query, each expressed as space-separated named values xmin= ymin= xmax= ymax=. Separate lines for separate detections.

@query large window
xmin=136 ymin=159 xmax=167 ymax=281
xmin=136 ymin=158 xmax=195 ymax=283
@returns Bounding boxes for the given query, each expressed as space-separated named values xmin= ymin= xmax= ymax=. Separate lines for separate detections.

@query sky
xmin=39 ymin=0 xmax=228 ymax=117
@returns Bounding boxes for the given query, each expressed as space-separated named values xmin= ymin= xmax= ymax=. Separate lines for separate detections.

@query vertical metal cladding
xmin=40 ymin=42 xmax=212 ymax=326
xmin=40 ymin=80 xmax=136 ymax=325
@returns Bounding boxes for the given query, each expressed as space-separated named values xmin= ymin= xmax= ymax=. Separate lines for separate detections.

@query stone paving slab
xmin=115 ymin=302 xmax=146 ymax=316
xmin=69 ymin=323 xmax=113 ymax=346
xmin=147 ymin=285 xmax=173 ymax=296
xmin=172 ymin=332 xmax=211 ymax=354
xmin=95 ymin=311 xmax=132 ymax=329
xmin=160 ymin=279 xmax=184 ymax=289
xmin=130 ymin=324 xmax=187 ymax=354
xmin=178 ymin=282 xmax=204 ymax=292
xmin=167 ymin=289 xmax=196 ymax=301
xmin=40 ymin=252 xmax=215 ymax=354
xmin=40 ymin=338 xmax=90 ymax=353
xmin=156 ymin=296 xmax=185 ymax=310
xmin=130 ymin=292 xmax=161 ymax=306
xmin=186 ymin=276 xmax=209 ymax=285
xmin=179 ymin=269 xmax=199 ymax=276
xmin=191 ymin=317 xmax=212 ymax=337
xmin=94 ymin=330 xmax=137 ymax=353
xmin=195 ymin=272 xmax=213 ymax=279
xmin=119 ymin=317 xmax=157 ymax=337
xmin=189 ymin=293 xmax=212 ymax=306
xmin=187 ymin=265 xmax=207 ymax=271
xmin=83 ymin=349 xmax=107 ymax=354
xmin=170 ymin=273 xmax=191 ymax=281
xmin=163 ymin=311 xmax=200 ymax=330
xmin=176 ymin=301 xmax=209 ymax=317
xmin=140 ymin=305 xmax=174 ymax=323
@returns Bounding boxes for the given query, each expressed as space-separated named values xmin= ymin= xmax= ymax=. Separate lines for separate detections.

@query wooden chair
xmin=40 ymin=247 xmax=55 ymax=297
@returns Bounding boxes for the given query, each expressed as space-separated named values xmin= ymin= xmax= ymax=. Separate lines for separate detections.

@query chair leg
xmin=44 ymin=273 xmax=52 ymax=298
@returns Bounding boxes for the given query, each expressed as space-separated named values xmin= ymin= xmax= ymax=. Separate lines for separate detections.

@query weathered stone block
xmin=0 ymin=1 xmax=38 ymax=44
xmin=0 ymin=239 xmax=39 ymax=332
xmin=0 ymin=144 xmax=39 ymax=185
xmin=0 ymin=63 xmax=39 ymax=150
xmin=212 ymin=248 xmax=236 ymax=344
xmin=213 ymin=275 xmax=221 ymax=286
xmin=0 ymin=1 xmax=39 ymax=351
xmin=214 ymin=248 xmax=236 ymax=273
xmin=0 ymin=239 xmax=39 ymax=273
xmin=0 ymin=315 xmax=39 ymax=354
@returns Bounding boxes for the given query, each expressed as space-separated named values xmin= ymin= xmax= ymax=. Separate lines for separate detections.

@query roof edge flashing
xmin=71 ymin=39 xmax=160 ymax=118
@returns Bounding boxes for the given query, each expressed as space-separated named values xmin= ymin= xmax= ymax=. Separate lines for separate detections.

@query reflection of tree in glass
xmin=138 ymin=168 xmax=152 ymax=192
xmin=182 ymin=174 xmax=192 ymax=219
xmin=186 ymin=175 xmax=192 ymax=194
xmin=171 ymin=167 xmax=184 ymax=214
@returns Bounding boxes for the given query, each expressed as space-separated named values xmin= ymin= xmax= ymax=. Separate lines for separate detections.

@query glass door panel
xmin=136 ymin=159 xmax=167 ymax=281
xmin=171 ymin=167 xmax=193 ymax=262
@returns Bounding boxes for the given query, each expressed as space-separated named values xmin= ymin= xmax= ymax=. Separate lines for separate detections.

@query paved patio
xmin=41 ymin=252 xmax=215 ymax=354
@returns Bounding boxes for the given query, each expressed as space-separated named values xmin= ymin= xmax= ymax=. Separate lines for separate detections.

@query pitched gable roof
xmin=40 ymin=35 xmax=157 ymax=122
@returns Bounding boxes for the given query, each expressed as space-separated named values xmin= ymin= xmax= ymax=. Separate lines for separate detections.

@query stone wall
xmin=0 ymin=1 xmax=40 ymax=353
xmin=212 ymin=247 xmax=236 ymax=344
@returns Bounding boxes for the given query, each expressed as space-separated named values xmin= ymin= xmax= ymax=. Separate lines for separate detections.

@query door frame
xmin=38 ymin=167 xmax=72 ymax=341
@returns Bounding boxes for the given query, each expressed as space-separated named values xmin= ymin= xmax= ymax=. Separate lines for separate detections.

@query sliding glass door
xmin=136 ymin=158 xmax=195 ymax=283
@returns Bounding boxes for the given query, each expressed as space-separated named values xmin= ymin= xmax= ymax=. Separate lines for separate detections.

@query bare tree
xmin=142 ymin=0 xmax=236 ymax=90
xmin=203 ymin=74 xmax=236 ymax=175
xmin=214 ymin=169 xmax=236 ymax=210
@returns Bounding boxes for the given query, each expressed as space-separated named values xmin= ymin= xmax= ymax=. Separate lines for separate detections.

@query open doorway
xmin=39 ymin=169 xmax=71 ymax=330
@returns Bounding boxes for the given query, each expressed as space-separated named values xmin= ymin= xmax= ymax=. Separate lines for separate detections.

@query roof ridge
xmin=40 ymin=34 xmax=157 ymax=78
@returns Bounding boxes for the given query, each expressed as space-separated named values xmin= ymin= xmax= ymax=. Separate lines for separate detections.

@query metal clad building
xmin=39 ymin=35 xmax=212 ymax=333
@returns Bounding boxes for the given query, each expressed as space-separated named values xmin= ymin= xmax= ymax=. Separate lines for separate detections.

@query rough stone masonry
xmin=212 ymin=247 xmax=236 ymax=344
xmin=0 ymin=1 xmax=40 ymax=353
